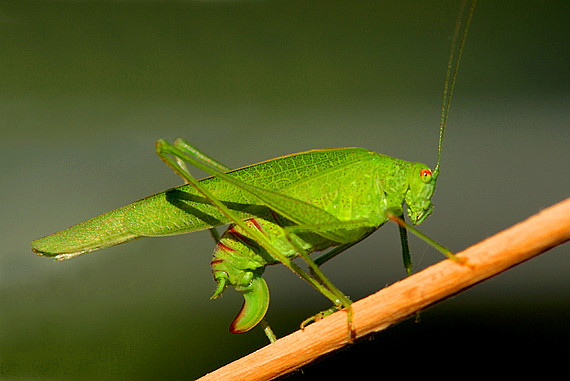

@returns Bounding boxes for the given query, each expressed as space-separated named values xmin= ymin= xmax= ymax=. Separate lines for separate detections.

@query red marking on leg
xmin=226 ymin=225 xmax=256 ymax=246
xmin=215 ymin=241 xmax=235 ymax=253
xmin=248 ymin=218 xmax=265 ymax=234
xmin=210 ymin=259 xmax=225 ymax=271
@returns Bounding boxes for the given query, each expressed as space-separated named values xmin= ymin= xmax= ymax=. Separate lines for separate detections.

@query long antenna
xmin=433 ymin=0 xmax=477 ymax=178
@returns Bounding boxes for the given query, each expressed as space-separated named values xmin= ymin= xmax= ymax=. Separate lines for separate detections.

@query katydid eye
xmin=420 ymin=169 xmax=432 ymax=183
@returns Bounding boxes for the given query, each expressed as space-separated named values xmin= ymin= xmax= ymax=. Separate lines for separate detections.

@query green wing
xmin=32 ymin=147 xmax=374 ymax=258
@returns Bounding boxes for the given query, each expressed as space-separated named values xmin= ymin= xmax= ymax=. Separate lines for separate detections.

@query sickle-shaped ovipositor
xmin=229 ymin=275 xmax=270 ymax=334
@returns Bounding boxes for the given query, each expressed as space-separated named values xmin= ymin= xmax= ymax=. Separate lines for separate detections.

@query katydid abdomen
xmin=209 ymin=214 xmax=336 ymax=334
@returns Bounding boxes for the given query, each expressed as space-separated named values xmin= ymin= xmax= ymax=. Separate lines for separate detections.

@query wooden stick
xmin=198 ymin=198 xmax=570 ymax=381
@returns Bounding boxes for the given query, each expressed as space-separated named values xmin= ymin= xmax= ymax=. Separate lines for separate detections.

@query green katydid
xmin=32 ymin=1 xmax=476 ymax=342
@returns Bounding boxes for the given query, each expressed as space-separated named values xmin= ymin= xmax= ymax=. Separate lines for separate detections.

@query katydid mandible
xmin=32 ymin=1 xmax=476 ymax=342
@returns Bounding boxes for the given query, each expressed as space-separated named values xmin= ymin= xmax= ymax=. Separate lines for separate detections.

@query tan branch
xmin=199 ymin=198 xmax=570 ymax=381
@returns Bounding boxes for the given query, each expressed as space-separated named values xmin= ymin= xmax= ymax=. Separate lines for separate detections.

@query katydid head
xmin=405 ymin=163 xmax=437 ymax=225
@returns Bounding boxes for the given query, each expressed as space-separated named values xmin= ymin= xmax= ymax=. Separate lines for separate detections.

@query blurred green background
xmin=1 ymin=0 xmax=568 ymax=379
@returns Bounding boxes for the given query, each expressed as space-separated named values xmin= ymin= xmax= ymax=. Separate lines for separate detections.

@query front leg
xmin=385 ymin=208 xmax=461 ymax=263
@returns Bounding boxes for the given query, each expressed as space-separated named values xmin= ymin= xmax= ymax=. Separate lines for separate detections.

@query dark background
xmin=1 ymin=1 xmax=568 ymax=379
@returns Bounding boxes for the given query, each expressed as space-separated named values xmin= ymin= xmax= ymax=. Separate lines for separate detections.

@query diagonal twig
xmin=199 ymin=198 xmax=570 ymax=381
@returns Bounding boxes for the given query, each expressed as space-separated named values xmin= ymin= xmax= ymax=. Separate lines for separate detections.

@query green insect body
xmin=32 ymin=148 xmax=436 ymax=334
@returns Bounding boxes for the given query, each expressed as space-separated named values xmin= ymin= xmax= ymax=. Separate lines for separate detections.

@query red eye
xmin=420 ymin=169 xmax=432 ymax=183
